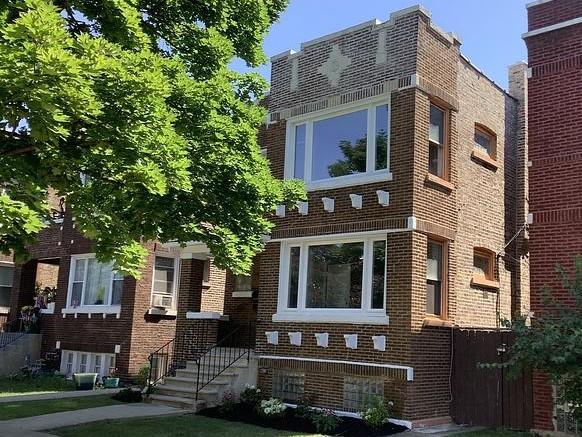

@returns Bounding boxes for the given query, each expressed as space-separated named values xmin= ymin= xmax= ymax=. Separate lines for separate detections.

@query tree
xmin=502 ymin=256 xmax=582 ymax=422
xmin=0 ymin=0 xmax=304 ymax=276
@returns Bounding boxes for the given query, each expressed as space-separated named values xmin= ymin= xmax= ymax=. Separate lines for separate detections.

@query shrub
xmin=310 ymin=408 xmax=341 ymax=434
xmin=219 ymin=390 xmax=236 ymax=414
xmin=295 ymin=396 xmax=312 ymax=420
xmin=259 ymin=397 xmax=286 ymax=418
xmin=240 ymin=384 xmax=262 ymax=407
xmin=135 ymin=365 xmax=150 ymax=389
xmin=361 ymin=396 xmax=392 ymax=430
xmin=112 ymin=387 xmax=143 ymax=403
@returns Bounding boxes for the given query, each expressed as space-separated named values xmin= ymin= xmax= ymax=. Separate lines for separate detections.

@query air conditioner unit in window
xmin=152 ymin=294 xmax=172 ymax=308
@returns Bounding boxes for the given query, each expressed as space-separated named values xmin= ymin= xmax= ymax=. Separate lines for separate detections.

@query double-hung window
xmin=275 ymin=234 xmax=388 ymax=324
xmin=67 ymin=255 xmax=124 ymax=309
xmin=426 ymin=239 xmax=447 ymax=317
xmin=285 ymin=101 xmax=391 ymax=190
xmin=428 ymin=103 xmax=448 ymax=179
xmin=0 ymin=264 xmax=13 ymax=309
xmin=151 ymin=256 xmax=178 ymax=309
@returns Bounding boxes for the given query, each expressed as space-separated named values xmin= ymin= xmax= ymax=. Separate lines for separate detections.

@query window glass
xmin=429 ymin=104 xmax=445 ymax=177
xmin=426 ymin=241 xmax=443 ymax=316
xmin=375 ymin=105 xmax=389 ymax=171
xmin=94 ymin=355 xmax=102 ymax=374
xmin=287 ymin=247 xmax=300 ymax=308
xmin=312 ymin=109 xmax=368 ymax=181
xmin=153 ymin=257 xmax=174 ymax=294
xmin=111 ymin=272 xmax=124 ymax=305
xmin=343 ymin=377 xmax=384 ymax=412
xmin=429 ymin=105 xmax=444 ymax=144
xmin=306 ymin=242 xmax=364 ymax=309
xmin=474 ymin=252 xmax=492 ymax=279
xmin=272 ymin=370 xmax=305 ymax=402
xmin=66 ymin=352 xmax=74 ymax=375
xmin=0 ymin=266 xmax=12 ymax=307
xmin=475 ymin=129 xmax=492 ymax=156
xmin=234 ymin=275 xmax=252 ymax=292
xmin=79 ymin=354 xmax=87 ymax=372
xmin=371 ymin=241 xmax=386 ymax=309
xmin=83 ymin=259 xmax=113 ymax=305
xmin=294 ymin=124 xmax=306 ymax=179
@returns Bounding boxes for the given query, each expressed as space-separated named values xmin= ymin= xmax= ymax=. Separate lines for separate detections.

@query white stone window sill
xmin=61 ymin=306 xmax=121 ymax=318
xmin=148 ymin=307 xmax=177 ymax=316
xmin=186 ymin=311 xmax=229 ymax=321
xmin=0 ymin=306 xmax=10 ymax=314
xmin=232 ymin=291 xmax=253 ymax=298
xmin=304 ymin=170 xmax=393 ymax=192
xmin=272 ymin=312 xmax=389 ymax=325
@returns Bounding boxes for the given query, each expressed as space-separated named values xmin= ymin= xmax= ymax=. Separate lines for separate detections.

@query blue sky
xmin=232 ymin=0 xmax=531 ymax=90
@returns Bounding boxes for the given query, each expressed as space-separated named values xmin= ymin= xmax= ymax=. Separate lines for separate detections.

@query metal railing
xmin=194 ymin=320 xmax=255 ymax=402
xmin=0 ymin=319 xmax=26 ymax=350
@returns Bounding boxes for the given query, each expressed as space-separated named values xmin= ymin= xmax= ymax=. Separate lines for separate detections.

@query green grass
xmin=0 ymin=394 xmax=121 ymax=420
xmin=50 ymin=414 xmax=320 ymax=437
xmin=457 ymin=429 xmax=533 ymax=436
xmin=0 ymin=376 xmax=75 ymax=397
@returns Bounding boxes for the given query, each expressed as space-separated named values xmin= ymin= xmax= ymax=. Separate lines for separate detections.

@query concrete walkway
xmin=0 ymin=388 xmax=122 ymax=404
xmin=401 ymin=423 xmax=483 ymax=436
xmin=0 ymin=403 xmax=182 ymax=436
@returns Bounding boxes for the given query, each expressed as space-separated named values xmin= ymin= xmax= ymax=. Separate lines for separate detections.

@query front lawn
xmin=0 ymin=394 xmax=121 ymax=420
xmin=50 ymin=415 xmax=320 ymax=437
xmin=457 ymin=429 xmax=533 ymax=436
xmin=0 ymin=376 xmax=75 ymax=397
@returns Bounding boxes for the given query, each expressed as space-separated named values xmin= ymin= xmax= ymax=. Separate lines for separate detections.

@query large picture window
xmin=67 ymin=255 xmax=124 ymax=309
xmin=286 ymin=102 xmax=391 ymax=190
xmin=276 ymin=234 xmax=387 ymax=324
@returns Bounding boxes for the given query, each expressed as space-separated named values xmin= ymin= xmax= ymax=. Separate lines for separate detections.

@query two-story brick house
xmin=6 ymin=4 xmax=529 ymax=426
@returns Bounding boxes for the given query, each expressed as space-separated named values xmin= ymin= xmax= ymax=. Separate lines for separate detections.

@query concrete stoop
xmin=0 ymin=334 xmax=42 ymax=376
xmin=149 ymin=348 xmax=258 ymax=412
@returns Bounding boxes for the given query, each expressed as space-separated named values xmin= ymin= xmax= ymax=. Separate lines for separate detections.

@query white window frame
xmin=0 ymin=262 xmax=14 ymax=312
xmin=60 ymin=350 xmax=116 ymax=379
xmin=150 ymin=255 xmax=180 ymax=310
xmin=65 ymin=254 xmax=123 ymax=313
xmin=274 ymin=232 xmax=388 ymax=324
xmin=284 ymin=98 xmax=393 ymax=191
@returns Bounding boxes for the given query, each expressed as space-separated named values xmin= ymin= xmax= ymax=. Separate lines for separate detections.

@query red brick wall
xmin=528 ymin=0 xmax=582 ymax=31
xmin=525 ymin=0 xmax=582 ymax=430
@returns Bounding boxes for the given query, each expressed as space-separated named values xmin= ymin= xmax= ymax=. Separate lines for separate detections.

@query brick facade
xmin=524 ymin=0 xmax=582 ymax=431
xmin=254 ymin=5 xmax=529 ymax=424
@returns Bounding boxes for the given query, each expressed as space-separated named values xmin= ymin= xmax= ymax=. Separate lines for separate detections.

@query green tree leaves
xmin=0 ymin=0 xmax=303 ymax=276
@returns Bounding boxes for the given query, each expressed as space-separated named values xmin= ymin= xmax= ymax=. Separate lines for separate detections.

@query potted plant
xmin=103 ymin=367 xmax=120 ymax=388
xmin=95 ymin=286 xmax=106 ymax=305
xmin=20 ymin=305 xmax=39 ymax=332
xmin=35 ymin=283 xmax=57 ymax=313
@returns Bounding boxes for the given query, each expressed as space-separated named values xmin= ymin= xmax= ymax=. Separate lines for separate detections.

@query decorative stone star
xmin=317 ymin=44 xmax=351 ymax=87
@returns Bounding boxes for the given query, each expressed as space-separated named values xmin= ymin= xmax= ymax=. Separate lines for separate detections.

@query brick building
xmin=5 ymin=4 xmax=530 ymax=426
xmin=523 ymin=0 xmax=582 ymax=432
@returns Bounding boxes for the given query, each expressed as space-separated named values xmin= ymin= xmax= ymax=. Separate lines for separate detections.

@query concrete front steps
xmin=149 ymin=348 xmax=257 ymax=412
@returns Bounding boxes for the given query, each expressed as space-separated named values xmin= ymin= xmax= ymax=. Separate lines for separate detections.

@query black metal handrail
xmin=0 ymin=319 xmax=26 ymax=350
xmin=194 ymin=320 xmax=255 ymax=402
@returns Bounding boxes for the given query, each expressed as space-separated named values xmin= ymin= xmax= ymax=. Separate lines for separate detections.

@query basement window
xmin=343 ymin=376 xmax=384 ymax=412
xmin=272 ymin=370 xmax=305 ymax=402
xmin=60 ymin=350 xmax=116 ymax=379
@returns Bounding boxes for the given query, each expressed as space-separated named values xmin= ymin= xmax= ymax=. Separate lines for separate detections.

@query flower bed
xmin=198 ymin=402 xmax=406 ymax=437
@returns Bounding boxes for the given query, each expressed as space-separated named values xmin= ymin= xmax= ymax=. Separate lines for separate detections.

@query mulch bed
xmin=199 ymin=403 xmax=407 ymax=436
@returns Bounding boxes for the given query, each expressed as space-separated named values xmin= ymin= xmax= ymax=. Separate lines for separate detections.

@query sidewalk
xmin=0 ymin=388 xmax=122 ymax=404
xmin=0 ymin=403 xmax=182 ymax=436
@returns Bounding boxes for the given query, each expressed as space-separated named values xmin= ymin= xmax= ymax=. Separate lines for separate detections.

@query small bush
xmin=135 ymin=365 xmax=150 ymax=389
xmin=361 ymin=396 xmax=391 ymax=430
xmin=295 ymin=396 xmax=312 ymax=420
xmin=311 ymin=408 xmax=341 ymax=434
xmin=112 ymin=387 xmax=142 ymax=403
xmin=259 ymin=397 xmax=286 ymax=418
xmin=219 ymin=390 xmax=236 ymax=414
xmin=240 ymin=384 xmax=262 ymax=407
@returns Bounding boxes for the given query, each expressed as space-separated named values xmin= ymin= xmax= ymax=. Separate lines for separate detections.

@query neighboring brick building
xmin=6 ymin=4 xmax=530 ymax=426
xmin=523 ymin=0 xmax=582 ymax=432
xmin=254 ymin=5 xmax=529 ymax=424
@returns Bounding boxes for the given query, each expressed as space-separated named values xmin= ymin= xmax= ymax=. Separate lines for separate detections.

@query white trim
xmin=522 ymin=16 xmax=582 ymax=38
xmin=232 ymin=291 xmax=253 ymax=298
xmin=526 ymin=0 xmax=555 ymax=8
xmin=0 ymin=306 xmax=9 ymax=314
xmin=147 ymin=307 xmax=177 ymax=316
xmin=259 ymin=355 xmax=414 ymax=381
xmin=61 ymin=306 xmax=121 ymax=315
xmin=275 ymin=233 xmax=389 ymax=324
xmin=284 ymin=98 xmax=393 ymax=192
xmin=185 ymin=311 xmax=227 ymax=320
xmin=270 ymin=229 xmax=406 ymax=244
